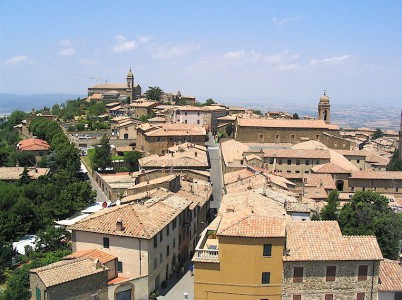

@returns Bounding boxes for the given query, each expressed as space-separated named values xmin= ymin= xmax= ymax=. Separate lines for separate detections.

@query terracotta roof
xmin=237 ymin=118 xmax=339 ymax=130
xmin=304 ymin=173 xmax=336 ymax=190
xmin=18 ymin=138 xmax=50 ymax=151
xmin=311 ymin=162 xmax=352 ymax=174
xmin=69 ymin=196 xmax=188 ymax=239
xmin=284 ymin=221 xmax=383 ymax=261
xmin=30 ymin=258 xmax=107 ymax=287
xmin=217 ymin=213 xmax=286 ymax=238
xmin=65 ymin=249 xmax=116 ymax=264
xmin=262 ymin=148 xmax=331 ymax=159
xmin=350 ymin=171 xmax=402 ymax=180
xmin=224 ymin=169 xmax=255 ymax=185
xmin=335 ymin=149 xmax=368 ymax=157
xmin=220 ymin=139 xmax=249 ymax=165
xmin=0 ymin=167 xmax=49 ymax=180
xmin=128 ymin=101 xmax=158 ymax=108
xmin=89 ymin=83 xmax=138 ymax=89
xmin=144 ymin=124 xmax=206 ymax=137
xmin=379 ymin=259 xmax=402 ymax=292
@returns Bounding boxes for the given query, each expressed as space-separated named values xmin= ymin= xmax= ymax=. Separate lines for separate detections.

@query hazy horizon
xmin=1 ymin=1 xmax=401 ymax=107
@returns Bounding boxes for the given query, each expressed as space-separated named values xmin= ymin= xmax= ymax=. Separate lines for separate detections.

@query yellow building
xmin=193 ymin=211 xmax=286 ymax=300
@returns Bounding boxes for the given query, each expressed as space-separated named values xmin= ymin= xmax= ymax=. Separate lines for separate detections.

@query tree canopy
xmin=292 ymin=113 xmax=300 ymax=119
xmin=338 ymin=190 xmax=402 ymax=259
xmin=124 ymin=150 xmax=143 ymax=172
xmin=386 ymin=149 xmax=402 ymax=171
xmin=320 ymin=190 xmax=340 ymax=220
xmin=92 ymin=135 xmax=112 ymax=171
xmin=145 ymin=86 xmax=163 ymax=101
xmin=372 ymin=128 xmax=384 ymax=140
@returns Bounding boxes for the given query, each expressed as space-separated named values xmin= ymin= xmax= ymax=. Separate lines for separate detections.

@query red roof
xmin=18 ymin=138 xmax=50 ymax=151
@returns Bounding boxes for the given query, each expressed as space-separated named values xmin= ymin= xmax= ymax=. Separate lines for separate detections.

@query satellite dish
xmin=116 ymin=200 xmax=121 ymax=206
xmin=102 ymin=201 xmax=108 ymax=209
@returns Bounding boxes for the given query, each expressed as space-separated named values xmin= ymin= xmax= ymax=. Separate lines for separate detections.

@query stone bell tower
xmin=318 ymin=91 xmax=331 ymax=124
xmin=126 ymin=68 xmax=134 ymax=102
xmin=399 ymin=110 xmax=402 ymax=159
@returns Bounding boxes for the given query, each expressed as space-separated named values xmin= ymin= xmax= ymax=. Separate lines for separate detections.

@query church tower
xmin=318 ymin=91 xmax=331 ymax=124
xmin=399 ymin=110 xmax=402 ymax=159
xmin=126 ymin=68 xmax=134 ymax=102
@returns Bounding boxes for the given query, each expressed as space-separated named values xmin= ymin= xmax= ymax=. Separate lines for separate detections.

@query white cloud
xmin=112 ymin=35 xmax=151 ymax=52
xmin=3 ymin=55 xmax=29 ymax=65
xmin=58 ymin=48 xmax=76 ymax=56
xmin=221 ymin=49 xmax=299 ymax=66
xmin=272 ymin=16 xmax=302 ymax=26
xmin=59 ymin=39 xmax=73 ymax=47
xmin=152 ymin=42 xmax=200 ymax=59
xmin=80 ymin=58 xmax=99 ymax=66
xmin=309 ymin=55 xmax=355 ymax=66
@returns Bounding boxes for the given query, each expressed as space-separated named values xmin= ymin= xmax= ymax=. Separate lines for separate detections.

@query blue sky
xmin=1 ymin=0 xmax=401 ymax=106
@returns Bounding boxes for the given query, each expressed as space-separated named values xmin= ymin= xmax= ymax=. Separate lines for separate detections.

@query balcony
xmin=193 ymin=229 xmax=219 ymax=263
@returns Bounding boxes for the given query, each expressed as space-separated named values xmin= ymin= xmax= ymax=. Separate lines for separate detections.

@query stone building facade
xmin=282 ymin=260 xmax=381 ymax=300
xmin=87 ymin=69 xmax=141 ymax=103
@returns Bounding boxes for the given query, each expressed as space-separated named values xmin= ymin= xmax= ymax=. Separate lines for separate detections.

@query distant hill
xmin=0 ymin=93 xmax=85 ymax=113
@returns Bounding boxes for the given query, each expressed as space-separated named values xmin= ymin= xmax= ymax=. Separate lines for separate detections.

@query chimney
xmin=298 ymin=193 xmax=303 ymax=202
xmin=116 ymin=218 xmax=124 ymax=231
xmin=146 ymin=178 xmax=150 ymax=184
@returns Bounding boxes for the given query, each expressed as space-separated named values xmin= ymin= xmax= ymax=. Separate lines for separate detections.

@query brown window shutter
xmin=325 ymin=294 xmax=334 ymax=300
xmin=326 ymin=266 xmax=336 ymax=281
xmin=358 ymin=265 xmax=368 ymax=281
xmin=293 ymin=267 xmax=304 ymax=282
xmin=293 ymin=295 xmax=301 ymax=300
xmin=356 ymin=292 xmax=365 ymax=300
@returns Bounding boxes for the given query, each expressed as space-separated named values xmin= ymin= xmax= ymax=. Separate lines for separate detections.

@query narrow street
xmin=206 ymin=133 xmax=224 ymax=214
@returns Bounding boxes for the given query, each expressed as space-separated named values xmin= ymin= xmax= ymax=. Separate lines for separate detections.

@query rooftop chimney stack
xmin=116 ymin=218 xmax=124 ymax=231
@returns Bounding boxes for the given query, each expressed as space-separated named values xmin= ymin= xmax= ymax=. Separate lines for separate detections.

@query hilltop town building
xmin=87 ymin=69 xmax=141 ymax=103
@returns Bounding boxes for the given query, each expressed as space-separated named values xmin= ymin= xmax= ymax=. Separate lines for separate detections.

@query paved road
xmin=206 ymin=133 xmax=224 ymax=211
xmin=158 ymin=270 xmax=194 ymax=300
xmin=80 ymin=161 xmax=108 ymax=203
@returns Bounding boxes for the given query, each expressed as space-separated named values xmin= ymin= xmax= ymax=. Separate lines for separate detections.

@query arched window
xmin=115 ymin=282 xmax=134 ymax=300
xmin=336 ymin=180 xmax=344 ymax=191
xmin=323 ymin=110 xmax=328 ymax=121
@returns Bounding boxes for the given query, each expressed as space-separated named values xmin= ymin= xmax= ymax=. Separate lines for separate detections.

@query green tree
xmin=51 ymin=104 xmax=61 ymax=116
xmin=225 ymin=123 xmax=234 ymax=137
xmin=205 ymin=98 xmax=216 ymax=106
xmin=124 ymin=151 xmax=143 ymax=172
xmin=320 ymin=190 xmax=340 ymax=220
xmin=35 ymin=226 xmax=71 ymax=253
xmin=145 ymin=86 xmax=163 ymax=101
xmin=13 ymin=151 xmax=35 ymax=167
xmin=386 ymin=149 xmax=402 ymax=171
xmin=18 ymin=167 xmax=31 ymax=185
xmin=372 ymin=128 xmax=384 ymax=140
xmin=252 ymin=109 xmax=263 ymax=116
xmin=0 ymin=239 xmax=16 ymax=283
xmin=292 ymin=113 xmax=300 ymax=119
xmin=92 ymin=135 xmax=112 ymax=171
xmin=338 ymin=190 xmax=402 ymax=259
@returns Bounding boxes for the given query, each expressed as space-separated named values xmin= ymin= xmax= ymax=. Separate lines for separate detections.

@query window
xmin=325 ymin=295 xmax=333 ymax=300
xmin=296 ymin=160 xmax=300 ymax=165
xmin=357 ymin=159 xmax=360 ymax=163
xmin=261 ymin=272 xmax=270 ymax=284
xmin=154 ymin=236 xmax=157 ymax=248
xmin=316 ymin=160 xmax=320 ymax=164
xmin=157 ymin=137 xmax=161 ymax=142
xmin=173 ymin=238 xmax=176 ymax=248
xmin=287 ymin=159 xmax=292 ymax=165
xmin=185 ymin=112 xmax=188 ymax=116
xmin=103 ymin=237 xmax=109 ymax=248
xmin=293 ymin=296 xmax=301 ymax=300
xmin=263 ymin=244 xmax=272 ymax=257
xmin=167 ymin=245 xmax=170 ymax=257
xmin=293 ymin=267 xmax=303 ymax=282
xmin=117 ymin=261 xmax=123 ymax=273
xmin=179 ymin=233 xmax=181 ymax=244
xmin=326 ymin=266 xmax=336 ymax=281
xmin=358 ymin=265 xmax=368 ymax=281
xmin=306 ymin=160 xmax=310 ymax=165
xmin=296 ymin=171 xmax=300 ymax=174
xmin=154 ymin=258 xmax=157 ymax=270
xmin=185 ymin=120 xmax=188 ymax=124
xmin=35 ymin=287 xmax=41 ymax=300
xmin=278 ymin=159 xmax=283 ymax=165
xmin=356 ymin=293 xmax=365 ymax=300
xmin=160 ymin=231 xmax=163 ymax=242
xmin=275 ymin=134 xmax=280 ymax=142
xmin=197 ymin=112 xmax=200 ymax=116
xmin=173 ymin=217 xmax=177 ymax=229
xmin=166 ymin=224 xmax=170 ymax=236
xmin=197 ymin=120 xmax=200 ymax=124
xmin=160 ymin=253 xmax=163 ymax=263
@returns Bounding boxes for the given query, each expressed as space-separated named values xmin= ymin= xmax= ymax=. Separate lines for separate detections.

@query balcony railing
xmin=193 ymin=229 xmax=219 ymax=262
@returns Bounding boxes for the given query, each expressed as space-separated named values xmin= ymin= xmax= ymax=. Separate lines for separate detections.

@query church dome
xmin=319 ymin=91 xmax=329 ymax=103
xmin=127 ymin=68 xmax=134 ymax=78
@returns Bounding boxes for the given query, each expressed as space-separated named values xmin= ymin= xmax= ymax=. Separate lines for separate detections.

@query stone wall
xmin=30 ymin=270 xmax=109 ymax=300
xmin=107 ymin=276 xmax=149 ymax=300
xmin=282 ymin=260 xmax=380 ymax=300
